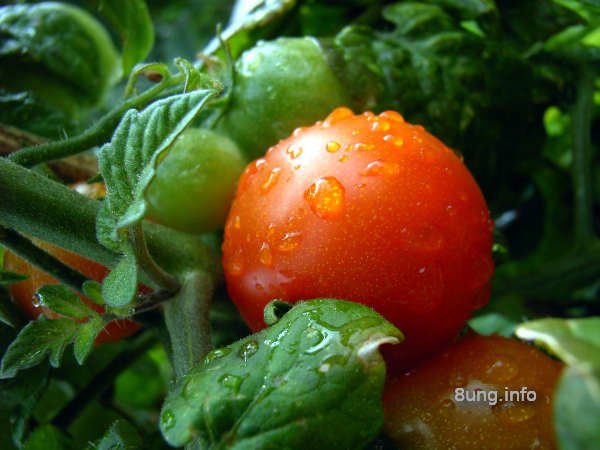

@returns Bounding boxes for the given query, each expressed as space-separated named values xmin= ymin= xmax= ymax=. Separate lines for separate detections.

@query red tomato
xmin=222 ymin=108 xmax=494 ymax=369
xmin=383 ymin=333 xmax=563 ymax=449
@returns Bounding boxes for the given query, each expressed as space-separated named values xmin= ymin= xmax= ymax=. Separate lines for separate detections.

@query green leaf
xmin=515 ymin=317 xmax=600 ymax=369
xmin=82 ymin=280 xmax=104 ymax=305
xmin=36 ymin=285 xmax=96 ymax=320
xmin=101 ymin=243 xmax=138 ymax=308
xmin=98 ymin=89 xmax=218 ymax=249
xmin=0 ymin=288 xmax=21 ymax=328
xmin=88 ymin=420 xmax=142 ymax=450
xmin=554 ymin=365 xmax=600 ymax=450
xmin=91 ymin=0 xmax=154 ymax=75
xmin=22 ymin=424 xmax=71 ymax=450
xmin=0 ymin=270 xmax=27 ymax=285
xmin=160 ymin=299 xmax=402 ymax=449
xmin=73 ymin=316 xmax=104 ymax=365
xmin=0 ymin=317 xmax=78 ymax=379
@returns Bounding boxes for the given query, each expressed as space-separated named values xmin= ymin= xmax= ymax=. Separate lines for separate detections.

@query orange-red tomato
xmin=383 ymin=334 xmax=563 ymax=449
xmin=222 ymin=108 xmax=494 ymax=368
xmin=3 ymin=182 xmax=140 ymax=343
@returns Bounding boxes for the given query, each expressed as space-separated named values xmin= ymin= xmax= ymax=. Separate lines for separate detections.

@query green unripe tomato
xmin=145 ymin=128 xmax=246 ymax=234
xmin=217 ymin=37 xmax=351 ymax=159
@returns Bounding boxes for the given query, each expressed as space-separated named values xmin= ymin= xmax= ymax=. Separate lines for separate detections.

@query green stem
xmin=0 ymin=226 xmax=87 ymax=294
xmin=131 ymin=222 xmax=180 ymax=293
xmin=0 ymin=157 xmax=117 ymax=267
xmin=8 ymin=83 xmax=181 ymax=167
xmin=163 ymin=271 xmax=214 ymax=379
xmin=571 ymin=65 xmax=596 ymax=249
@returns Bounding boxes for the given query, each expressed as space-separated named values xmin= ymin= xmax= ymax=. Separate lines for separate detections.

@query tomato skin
xmin=145 ymin=128 xmax=246 ymax=233
xmin=383 ymin=333 xmax=563 ymax=449
xmin=222 ymin=108 xmax=494 ymax=368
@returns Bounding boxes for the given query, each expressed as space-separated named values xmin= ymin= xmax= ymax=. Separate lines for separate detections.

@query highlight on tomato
xmin=383 ymin=333 xmax=563 ymax=449
xmin=222 ymin=107 xmax=494 ymax=369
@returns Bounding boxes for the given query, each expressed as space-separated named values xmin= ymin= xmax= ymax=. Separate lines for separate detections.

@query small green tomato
xmin=145 ymin=128 xmax=246 ymax=234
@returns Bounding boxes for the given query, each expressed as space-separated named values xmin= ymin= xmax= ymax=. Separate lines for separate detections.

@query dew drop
xmin=219 ymin=374 xmax=244 ymax=393
xmin=484 ymin=356 xmax=519 ymax=383
xmin=323 ymin=107 xmax=353 ymax=126
xmin=380 ymin=111 xmax=405 ymax=123
xmin=293 ymin=127 xmax=307 ymax=137
xmin=351 ymin=129 xmax=360 ymax=136
xmin=238 ymin=340 xmax=259 ymax=361
xmin=361 ymin=160 xmax=400 ymax=176
xmin=161 ymin=409 xmax=176 ymax=431
xmin=362 ymin=111 xmax=376 ymax=120
xmin=353 ymin=142 xmax=375 ymax=152
xmin=226 ymin=250 xmax=244 ymax=276
xmin=356 ymin=183 xmax=367 ymax=190
xmin=261 ymin=167 xmax=281 ymax=193
xmin=286 ymin=144 xmax=303 ymax=159
xmin=326 ymin=141 xmax=341 ymax=153
xmin=259 ymin=243 xmax=273 ymax=267
xmin=205 ymin=347 xmax=232 ymax=364
xmin=494 ymin=401 xmax=537 ymax=424
xmin=372 ymin=119 xmax=391 ymax=132
xmin=383 ymin=134 xmax=404 ymax=147
xmin=304 ymin=177 xmax=345 ymax=220
xmin=32 ymin=295 xmax=42 ymax=308
xmin=232 ymin=215 xmax=241 ymax=229
xmin=338 ymin=154 xmax=349 ymax=163
xmin=277 ymin=231 xmax=302 ymax=252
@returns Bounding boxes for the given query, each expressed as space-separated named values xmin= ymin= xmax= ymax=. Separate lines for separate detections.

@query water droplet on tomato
xmin=372 ymin=119 xmax=391 ymax=132
xmin=261 ymin=167 xmax=281 ymax=193
xmin=380 ymin=111 xmax=405 ymax=123
xmin=324 ymin=107 xmax=353 ymax=126
xmin=338 ymin=154 xmax=349 ymax=163
xmin=446 ymin=204 xmax=456 ymax=216
xmin=362 ymin=111 xmax=376 ymax=120
xmin=233 ymin=215 xmax=241 ymax=229
xmin=326 ymin=141 xmax=341 ymax=153
xmin=493 ymin=401 xmax=537 ymax=424
xmin=304 ymin=177 xmax=345 ymax=220
xmin=383 ymin=134 xmax=404 ymax=147
xmin=400 ymin=225 xmax=444 ymax=251
xmin=484 ymin=356 xmax=519 ymax=383
xmin=356 ymin=183 xmax=367 ymax=190
xmin=226 ymin=250 xmax=244 ymax=276
xmin=286 ymin=144 xmax=302 ymax=159
xmin=351 ymin=129 xmax=360 ymax=136
xmin=361 ymin=160 xmax=400 ymax=176
xmin=32 ymin=295 xmax=42 ymax=308
xmin=293 ymin=127 xmax=307 ymax=137
xmin=277 ymin=231 xmax=301 ymax=252
xmin=259 ymin=243 xmax=273 ymax=267
xmin=353 ymin=143 xmax=375 ymax=152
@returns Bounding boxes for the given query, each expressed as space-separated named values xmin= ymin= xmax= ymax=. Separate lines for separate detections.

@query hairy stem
xmin=0 ymin=226 xmax=87 ymax=294
xmin=163 ymin=271 xmax=214 ymax=379
xmin=8 ymin=83 xmax=181 ymax=167
xmin=571 ymin=65 xmax=596 ymax=249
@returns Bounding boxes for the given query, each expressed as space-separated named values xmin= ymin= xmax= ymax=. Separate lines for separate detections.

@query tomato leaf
xmin=0 ymin=270 xmax=27 ymax=285
xmin=21 ymin=424 xmax=71 ymax=450
xmin=98 ymin=89 xmax=218 ymax=250
xmin=36 ymin=285 xmax=97 ymax=320
xmin=90 ymin=0 xmax=154 ymax=76
xmin=101 ymin=242 xmax=138 ymax=308
xmin=0 ymin=317 xmax=78 ymax=379
xmin=515 ymin=317 xmax=600 ymax=369
xmin=554 ymin=365 xmax=600 ymax=450
xmin=73 ymin=316 xmax=104 ymax=365
xmin=89 ymin=420 xmax=143 ymax=450
xmin=160 ymin=299 xmax=402 ymax=449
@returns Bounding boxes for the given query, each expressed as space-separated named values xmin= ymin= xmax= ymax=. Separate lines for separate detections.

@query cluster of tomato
xmin=4 ymin=105 xmax=563 ymax=448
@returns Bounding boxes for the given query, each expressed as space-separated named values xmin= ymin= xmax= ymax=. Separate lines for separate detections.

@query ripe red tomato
xmin=222 ymin=107 xmax=494 ymax=368
xmin=3 ymin=182 xmax=140 ymax=344
xmin=383 ymin=333 xmax=563 ymax=449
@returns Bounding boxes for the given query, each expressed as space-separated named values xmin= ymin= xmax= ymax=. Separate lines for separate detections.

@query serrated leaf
xmin=37 ymin=285 xmax=96 ymax=320
xmin=22 ymin=424 xmax=71 ymax=450
xmin=0 ymin=318 xmax=78 ymax=379
xmin=0 ymin=270 xmax=28 ymax=285
xmin=89 ymin=420 xmax=143 ymax=450
xmin=554 ymin=365 xmax=600 ymax=450
xmin=515 ymin=317 xmax=600 ymax=370
xmin=98 ymin=89 xmax=218 ymax=248
xmin=82 ymin=280 xmax=104 ymax=305
xmin=160 ymin=299 xmax=402 ymax=449
xmin=101 ymin=244 xmax=138 ymax=308
xmin=92 ymin=0 xmax=154 ymax=76
xmin=73 ymin=316 xmax=104 ymax=365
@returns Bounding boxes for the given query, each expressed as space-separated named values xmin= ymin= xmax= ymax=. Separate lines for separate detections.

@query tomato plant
xmin=145 ymin=128 xmax=246 ymax=233
xmin=222 ymin=107 xmax=494 ymax=368
xmin=383 ymin=333 xmax=563 ymax=449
